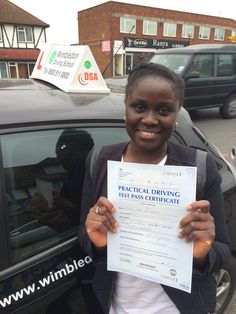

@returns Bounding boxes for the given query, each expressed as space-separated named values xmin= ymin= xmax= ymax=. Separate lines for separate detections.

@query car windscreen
xmin=150 ymin=53 xmax=192 ymax=74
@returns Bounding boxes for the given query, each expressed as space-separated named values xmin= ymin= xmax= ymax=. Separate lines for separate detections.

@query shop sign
xmin=102 ymin=40 xmax=111 ymax=52
xmin=133 ymin=39 xmax=148 ymax=47
xmin=124 ymin=37 xmax=189 ymax=49
xmin=113 ymin=40 xmax=124 ymax=54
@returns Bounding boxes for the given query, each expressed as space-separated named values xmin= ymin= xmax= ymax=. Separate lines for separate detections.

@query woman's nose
xmin=141 ymin=110 xmax=158 ymax=124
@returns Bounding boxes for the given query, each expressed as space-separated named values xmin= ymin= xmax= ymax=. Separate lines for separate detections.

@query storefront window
xmin=0 ymin=63 xmax=8 ymax=78
xmin=132 ymin=52 xmax=155 ymax=69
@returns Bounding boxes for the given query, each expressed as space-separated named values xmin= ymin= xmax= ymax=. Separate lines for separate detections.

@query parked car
xmin=0 ymin=78 xmax=236 ymax=314
xmin=150 ymin=44 xmax=236 ymax=119
xmin=231 ymin=146 xmax=236 ymax=168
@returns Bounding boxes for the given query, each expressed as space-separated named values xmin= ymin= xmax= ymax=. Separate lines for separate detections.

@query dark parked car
xmin=0 ymin=78 xmax=236 ymax=314
xmin=150 ymin=44 xmax=236 ymax=119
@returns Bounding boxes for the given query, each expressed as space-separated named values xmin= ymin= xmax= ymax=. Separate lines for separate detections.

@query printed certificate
xmin=107 ymin=160 xmax=197 ymax=293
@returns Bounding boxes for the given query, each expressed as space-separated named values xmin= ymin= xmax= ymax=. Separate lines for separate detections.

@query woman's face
xmin=125 ymin=76 xmax=180 ymax=154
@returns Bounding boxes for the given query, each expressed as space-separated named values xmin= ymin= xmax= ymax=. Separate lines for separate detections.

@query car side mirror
xmin=184 ymin=71 xmax=200 ymax=80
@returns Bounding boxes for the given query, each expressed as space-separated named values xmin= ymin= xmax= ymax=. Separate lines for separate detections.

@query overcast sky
xmin=10 ymin=0 xmax=236 ymax=45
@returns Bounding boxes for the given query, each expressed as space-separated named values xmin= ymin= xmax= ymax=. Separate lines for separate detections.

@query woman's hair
xmin=125 ymin=62 xmax=185 ymax=107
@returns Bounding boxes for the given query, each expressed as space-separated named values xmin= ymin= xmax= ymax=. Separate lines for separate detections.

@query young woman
xmin=79 ymin=63 xmax=230 ymax=313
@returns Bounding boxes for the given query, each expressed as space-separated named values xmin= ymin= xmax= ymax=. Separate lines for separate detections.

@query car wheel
xmin=214 ymin=256 xmax=236 ymax=313
xmin=220 ymin=93 xmax=236 ymax=119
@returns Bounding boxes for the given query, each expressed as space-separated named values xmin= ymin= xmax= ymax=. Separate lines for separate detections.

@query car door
xmin=183 ymin=53 xmax=214 ymax=110
xmin=0 ymin=125 xmax=129 ymax=314
xmin=212 ymin=53 xmax=236 ymax=105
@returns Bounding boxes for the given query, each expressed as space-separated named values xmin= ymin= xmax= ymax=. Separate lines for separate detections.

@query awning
xmin=0 ymin=49 xmax=40 ymax=61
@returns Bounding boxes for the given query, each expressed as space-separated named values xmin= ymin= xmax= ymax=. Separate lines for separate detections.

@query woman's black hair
xmin=125 ymin=62 xmax=185 ymax=107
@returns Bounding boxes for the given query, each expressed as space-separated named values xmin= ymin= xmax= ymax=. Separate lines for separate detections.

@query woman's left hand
xmin=178 ymin=200 xmax=215 ymax=264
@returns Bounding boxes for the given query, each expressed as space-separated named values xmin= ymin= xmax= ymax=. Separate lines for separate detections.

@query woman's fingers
xmin=186 ymin=200 xmax=210 ymax=213
xmin=178 ymin=214 xmax=215 ymax=241
xmin=178 ymin=200 xmax=215 ymax=260
xmin=95 ymin=196 xmax=116 ymax=214
xmin=85 ymin=197 xmax=118 ymax=235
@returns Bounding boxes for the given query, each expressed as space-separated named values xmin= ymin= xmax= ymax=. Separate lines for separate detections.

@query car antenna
xmin=102 ymin=25 xmax=135 ymax=76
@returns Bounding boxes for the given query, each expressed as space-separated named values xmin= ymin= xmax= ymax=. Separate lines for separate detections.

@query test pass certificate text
xmin=107 ymin=160 xmax=197 ymax=293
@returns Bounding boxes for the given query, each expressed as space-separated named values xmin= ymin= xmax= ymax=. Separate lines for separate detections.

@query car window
xmin=217 ymin=54 xmax=234 ymax=77
xmin=187 ymin=54 xmax=213 ymax=77
xmin=1 ymin=127 xmax=128 ymax=267
xmin=150 ymin=53 xmax=191 ymax=74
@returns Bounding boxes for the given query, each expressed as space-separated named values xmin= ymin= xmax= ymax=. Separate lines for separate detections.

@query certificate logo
xmin=169 ymin=269 xmax=177 ymax=276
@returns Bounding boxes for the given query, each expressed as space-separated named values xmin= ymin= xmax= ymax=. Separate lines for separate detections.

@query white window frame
xmin=120 ymin=17 xmax=136 ymax=34
xmin=214 ymin=28 xmax=225 ymax=41
xmin=17 ymin=26 xmax=33 ymax=42
xmin=9 ymin=62 xmax=18 ymax=78
xmin=0 ymin=29 xmax=2 ymax=42
xmin=232 ymin=30 xmax=236 ymax=37
xmin=143 ymin=20 xmax=157 ymax=35
xmin=199 ymin=26 xmax=210 ymax=40
xmin=182 ymin=24 xmax=194 ymax=38
xmin=163 ymin=22 xmax=177 ymax=37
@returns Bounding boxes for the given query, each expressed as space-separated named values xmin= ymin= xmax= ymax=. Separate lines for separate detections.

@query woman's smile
xmin=137 ymin=128 xmax=161 ymax=140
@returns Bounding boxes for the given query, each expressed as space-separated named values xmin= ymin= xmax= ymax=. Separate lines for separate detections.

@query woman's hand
xmin=85 ymin=196 xmax=118 ymax=248
xmin=178 ymin=200 xmax=215 ymax=264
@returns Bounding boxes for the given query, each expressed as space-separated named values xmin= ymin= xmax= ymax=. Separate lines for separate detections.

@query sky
xmin=10 ymin=0 xmax=236 ymax=45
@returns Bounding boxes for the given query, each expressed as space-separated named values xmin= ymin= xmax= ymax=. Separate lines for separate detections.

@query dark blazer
xmin=79 ymin=142 xmax=231 ymax=314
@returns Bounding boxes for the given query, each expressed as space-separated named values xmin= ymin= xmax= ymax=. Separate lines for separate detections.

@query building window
xmin=214 ymin=28 xmax=225 ymax=41
xmin=7 ymin=62 xmax=35 ymax=79
xmin=199 ymin=26 xmax=210 ymax=39
xmin=17 ymin=26 xmax=33 ymax=42
xmin=120 ymin=17 xmax=136 ymax=34
xmin=0 ymin=63 xmax=8 ymax=78
xmin=0 ymin=29 xmax=2 ymax=42
xmin=182 ymin=24 xmax=194 ymax=38
xmin=232 ymin=30 xmax=236 ymax=37
xmin=143 ymin=20 xmax=157 ymax=35
xmin=163 ymin=22 xmax=177 ymax=37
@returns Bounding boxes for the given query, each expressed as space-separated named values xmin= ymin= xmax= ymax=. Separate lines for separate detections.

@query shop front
xmin=113 ymin=37 xmax=189 ymax=76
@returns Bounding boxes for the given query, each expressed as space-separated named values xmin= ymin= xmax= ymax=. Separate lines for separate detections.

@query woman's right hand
xmin=85 ymin=196 xmax=118 ymax=248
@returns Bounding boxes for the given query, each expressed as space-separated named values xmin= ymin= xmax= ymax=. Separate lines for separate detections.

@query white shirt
xmin=109 ymin=155 xmax=180 ymax=314
xmin=109 ymin=273 xmax=180 ymax=314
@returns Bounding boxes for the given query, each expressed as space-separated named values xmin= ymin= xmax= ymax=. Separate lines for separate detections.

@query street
xmin=190 ymin=108 xmax=236 ymax=157
xmin=192 ymin=107 xmax=236 ymax=314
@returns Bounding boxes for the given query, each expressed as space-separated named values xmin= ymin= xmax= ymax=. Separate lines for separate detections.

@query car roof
xmin=0 ymin=79 xmax=126 ymax=128
xmin=153 ymin=44 xmax=236 ymax=54
xmin=0 ymin=78 xmax=192 ymax=134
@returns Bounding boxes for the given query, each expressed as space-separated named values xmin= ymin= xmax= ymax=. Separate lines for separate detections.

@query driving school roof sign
xmin=30 ymin=44 xmax=110 ymax=93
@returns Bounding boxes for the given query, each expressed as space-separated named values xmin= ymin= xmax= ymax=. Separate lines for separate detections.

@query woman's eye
xmin=134 ymin=104 xmax=145 ymax=112
xmin=158 ymin=107 xmax=171 ymax=115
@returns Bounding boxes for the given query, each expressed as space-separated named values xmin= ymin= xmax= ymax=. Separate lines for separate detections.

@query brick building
xmin=0 ymin=0 xmax=49 ymax=79
xmin=78 ymin=1 xmax=236 ymax=77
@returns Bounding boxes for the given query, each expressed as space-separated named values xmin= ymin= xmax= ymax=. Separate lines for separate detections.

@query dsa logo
xmin=78 ymin=72 xmax=98 ymax=85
